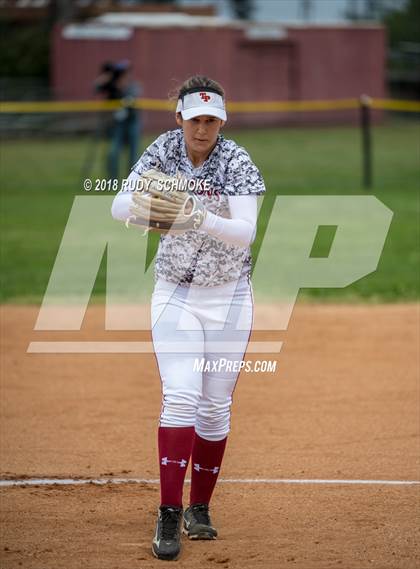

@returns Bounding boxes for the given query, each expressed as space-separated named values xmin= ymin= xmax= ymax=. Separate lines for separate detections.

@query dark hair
xmin=171 ymin=75 xmax=225 ymax=101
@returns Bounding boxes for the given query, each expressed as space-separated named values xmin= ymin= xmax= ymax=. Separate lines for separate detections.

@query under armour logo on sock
xmin=161 ymin=457 xmax=187 ymax=468
xmin=193 ymin=463 xmax=219 ymax=474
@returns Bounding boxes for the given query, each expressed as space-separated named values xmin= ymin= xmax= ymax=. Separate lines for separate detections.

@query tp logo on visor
xmin=199 ymin=92 xmax=211 ymax=102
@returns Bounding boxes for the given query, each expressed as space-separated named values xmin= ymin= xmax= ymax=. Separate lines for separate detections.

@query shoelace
xmin=191 ymin=503 xmax=211 ymax=526
xmin=160 ymin=507 xmax=181 ymax=540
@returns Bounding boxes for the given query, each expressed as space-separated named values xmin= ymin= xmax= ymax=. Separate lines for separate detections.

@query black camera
xmin=96 ymin=60 xmax=131 ymax=100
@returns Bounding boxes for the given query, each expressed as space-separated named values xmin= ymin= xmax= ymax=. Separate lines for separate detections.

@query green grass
xmin=1 ymin=119 xmax=419 ymax=303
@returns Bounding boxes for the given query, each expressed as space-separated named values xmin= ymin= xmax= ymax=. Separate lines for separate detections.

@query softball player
xmin=111 ymin=75 xmax=265 ymax=561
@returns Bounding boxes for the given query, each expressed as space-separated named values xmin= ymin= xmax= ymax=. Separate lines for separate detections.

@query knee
xmin=195 ymin=398 xmax=232 ymax=441
xmin=160 ymin=389 xmax=200 ymax=428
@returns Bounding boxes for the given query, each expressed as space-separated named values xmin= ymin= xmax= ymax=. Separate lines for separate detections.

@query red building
xmin=52 ymin=13 xmax=385 ymax=129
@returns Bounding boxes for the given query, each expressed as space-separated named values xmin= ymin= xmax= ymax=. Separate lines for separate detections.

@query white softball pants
xmin=151 ymin=276 xmax=253 ymax=441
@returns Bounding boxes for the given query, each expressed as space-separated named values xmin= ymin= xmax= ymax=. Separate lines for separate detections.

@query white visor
xmin=176 ymin=90 xmax=227 ymax=121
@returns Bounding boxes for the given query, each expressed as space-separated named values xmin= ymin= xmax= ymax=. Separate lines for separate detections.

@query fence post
xmin=360 ymin=94 xmax=373 ymax=190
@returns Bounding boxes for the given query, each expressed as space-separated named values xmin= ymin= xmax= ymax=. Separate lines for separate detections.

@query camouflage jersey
xmin=131 ymin=128 xmax=266 ymax=287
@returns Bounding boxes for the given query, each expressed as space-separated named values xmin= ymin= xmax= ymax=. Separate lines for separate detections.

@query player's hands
xmin=126 ymin=169 xmax=206 ymax=235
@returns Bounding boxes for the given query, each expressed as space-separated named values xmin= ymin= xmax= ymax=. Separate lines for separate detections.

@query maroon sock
xmin=189 ymin=432 xmax=227 ymax=506
xmin=158 ymin=426 xmax=195 ymax=508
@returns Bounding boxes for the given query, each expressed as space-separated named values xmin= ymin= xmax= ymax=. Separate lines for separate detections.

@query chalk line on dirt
xmin=1 ymin=478 xmax=419 ymax=488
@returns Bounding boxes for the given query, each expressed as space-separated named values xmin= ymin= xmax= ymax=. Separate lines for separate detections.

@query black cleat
xmin=152 ymin=505 xmax=183 ymax=561
xmin=183 ymin=503 xmax=217 ymax=540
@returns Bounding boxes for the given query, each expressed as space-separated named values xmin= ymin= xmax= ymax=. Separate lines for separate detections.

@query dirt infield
xmin=1 ymin=303 xmax=419 ymax=569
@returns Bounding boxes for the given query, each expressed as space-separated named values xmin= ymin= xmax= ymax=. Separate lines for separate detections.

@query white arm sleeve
xmin=200 ymin=195 xmax=257 ymax=248
xmin=110 ymin=170 xmax=140 ymax=221
xmin=112 ymin=175 xmax=258 ymax=248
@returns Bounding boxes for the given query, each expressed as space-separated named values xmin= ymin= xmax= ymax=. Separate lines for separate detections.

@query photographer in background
xmin=95 ymin=60 xmax=141 ymax=180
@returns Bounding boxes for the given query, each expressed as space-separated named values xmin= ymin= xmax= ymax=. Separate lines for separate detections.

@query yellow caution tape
xmin=371 ymin=99 xmax=420 ymax=112
xmin=0 ymin=98 xmax=418 ymax=114
xmin=0 ymin=100 xmax=120 ymax=113
xmin=227 ymin=98 xmax=360 ymax=112
xmin=0 ymin=99 xmax=175 ymax=114
xmin=134 ymin=98 xmax=174 ymax=111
